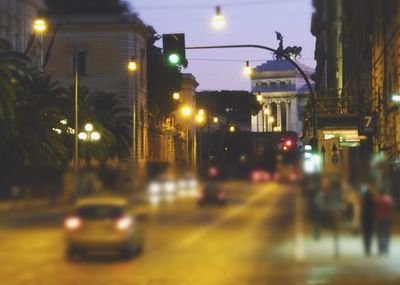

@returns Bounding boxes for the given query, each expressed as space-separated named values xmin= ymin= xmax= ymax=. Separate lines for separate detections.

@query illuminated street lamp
xmin=78 ymin=123 xmax=101 ymax=142
xmin=90 ymin=132 xmax=101 ymax=141
xmin=257 ymin=94 xmax=263 ymax=102
xmin=173 ymin=92 xmax=180 ymax=100
xmin=33 ymin=18 xmax=47 ymax=33
xmin=243 ymin=60 xmax=252 ymax=77
xmin=196 ymin=114 xmax=205 ymax=124
xmin=84 ymin=123 xmax=93 ymax=132
xmin=128 ymin=57 xmax=137 ymax=72
xmin=212 ymin=6 xmax=226 ymax=30
xmin=198 ymin=109 xmax=205 ymax=116
xmin=264 ymin=107 xmax=271 ymax=115
xmin=269 ymin=116 xmax=275 ymax=123
xmin=229 ymin=125 xmax=236 ymax=133
xmin=181 ymin=105 xmax=193 ymax=118
xmin=78 ymin=132 xmax=88 ymax=141
xmin=213 ymin=117 xmax=219 ymax=123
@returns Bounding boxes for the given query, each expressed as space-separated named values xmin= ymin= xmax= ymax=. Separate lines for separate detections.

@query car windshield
xmin=76 ymin=205 xmax=124 ymax=220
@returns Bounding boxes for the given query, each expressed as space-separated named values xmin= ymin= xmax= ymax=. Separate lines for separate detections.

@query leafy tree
xmin=196 ymin=90 xmax=261 ymax=128
xmin=147 ymin=27 xmax=182 ymax=121
xmin=44 ymin=0 xmax=131 ymax=15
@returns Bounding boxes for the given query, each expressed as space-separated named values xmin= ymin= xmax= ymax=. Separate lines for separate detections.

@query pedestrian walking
xmin=360 ymin=183 xmax=375 ymax=256
xmin=375 ymin=191 xmax=395 ymax=255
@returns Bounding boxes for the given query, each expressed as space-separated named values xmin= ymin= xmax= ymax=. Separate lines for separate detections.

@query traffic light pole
xmin=186 ymin=44 xmax=318 ymax=139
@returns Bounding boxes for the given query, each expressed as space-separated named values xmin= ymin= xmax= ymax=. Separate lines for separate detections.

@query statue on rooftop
xmin=274 ymin=32 xmax=302 ymax=60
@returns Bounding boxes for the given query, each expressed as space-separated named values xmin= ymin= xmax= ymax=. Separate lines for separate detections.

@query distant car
xmin=177 ymin=174 xmax=199 ymax=197
xmin=251 ymin=169 xmax=271 ymax=183
xmin=64 ymin=197 xmax=142 ymax=260
xmin=147 ymin=175 xmax=177 ymax=204
xmin=198 ymin=183 xmax=227 ymax=206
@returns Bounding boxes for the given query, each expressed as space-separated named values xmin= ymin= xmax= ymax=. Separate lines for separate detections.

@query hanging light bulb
xmin=212 ymin=6 xmax=226 ymax=30
xmin=243 ymin=60 xmax=253 ymax=77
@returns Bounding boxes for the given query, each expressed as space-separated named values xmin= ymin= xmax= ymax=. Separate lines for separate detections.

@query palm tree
xmin=58 ymin=87 xmax=132 ymax=163
xmin=0 ymin=38 xmax=30 ymax=146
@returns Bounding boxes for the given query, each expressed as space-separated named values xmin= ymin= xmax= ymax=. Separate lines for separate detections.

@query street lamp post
xmin=128 ymin=57 xmax=138 ymax=170
xmin=33 ymin=18 xmax=47 ymax=71
xmin=181 ymin=105 xmax=193 ymax=168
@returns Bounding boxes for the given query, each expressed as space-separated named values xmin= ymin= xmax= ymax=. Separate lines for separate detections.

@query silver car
xmin=64 ymin=197 xmax=142 ymax=260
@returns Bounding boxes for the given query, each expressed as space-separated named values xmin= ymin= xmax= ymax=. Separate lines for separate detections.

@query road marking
xmin=294 ymin=186 xmax=306 ymax=262
xmin=179 ymin=185 xmax=275 ymax=248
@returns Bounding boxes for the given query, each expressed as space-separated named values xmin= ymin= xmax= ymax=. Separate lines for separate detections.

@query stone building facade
xmin=0 ymin=0 xmax=44 ymax=51
xmin=45 ymin=15 xmax=151 ymax=168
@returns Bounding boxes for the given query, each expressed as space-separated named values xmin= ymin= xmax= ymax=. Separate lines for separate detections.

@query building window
xmin=72 ymin=50 xmax=87 ymax=75
xmin=280 ymin=81 xmax=287 ymax=86
xmin=270 ymin=82 xmax=277 ymax=87
xmin=261 ymin=82 xmax=268 ymax=87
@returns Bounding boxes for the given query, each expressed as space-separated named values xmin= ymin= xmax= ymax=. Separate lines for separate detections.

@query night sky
xmin=131 ymin=0 xmax=315 ymax=91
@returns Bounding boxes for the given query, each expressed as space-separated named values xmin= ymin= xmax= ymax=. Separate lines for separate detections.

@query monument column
xmin=286 ymin=101 xmax=291 ymax=131
xmin=277 ymin=101 xmax=282 ymax=131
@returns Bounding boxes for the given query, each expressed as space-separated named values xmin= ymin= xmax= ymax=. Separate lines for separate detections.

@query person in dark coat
xmin=375 ymin=191 xmax=395 ymax=255
xmin=360 ymin=183 xmax=375 ymax=256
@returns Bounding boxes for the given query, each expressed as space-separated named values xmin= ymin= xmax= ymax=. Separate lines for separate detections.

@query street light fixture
xmin=173 ymin=92 xmax=180 ymax=100
xmin=33 ymin=18 xmax=47 ymax=33
xmin=243 ymin=60 xmax=252 ymax=77
xmin=212 ymin=6 xmax=226 ymax=30
xmin=229 ymin=125 xmax=236 ymax=133
xmin=213 ymin=117 xmax=219 ymax=123
xmin=257 ymin=94 xmax=263 ymax=102
xmin=128 ymin=57 xmax=137 ymax=72
xmin=181 ymin=105 xmax=193 ymax=118
xmin=84 ymin=123 xmax=93 ymax=132
xmin=269 ymin=116 xmax=275 ymax=123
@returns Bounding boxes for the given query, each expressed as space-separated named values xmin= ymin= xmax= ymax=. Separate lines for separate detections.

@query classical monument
xmin=250 ymin=33 xmax=313 ymax=135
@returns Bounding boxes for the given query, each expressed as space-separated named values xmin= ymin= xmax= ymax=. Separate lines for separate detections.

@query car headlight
xmin=164 ymin=182 xmax=176 ymax=193
xmin=149 ymin=182 xmax=161 ymax=194
xmin=188 ymin=180 xmax=198 ymax=188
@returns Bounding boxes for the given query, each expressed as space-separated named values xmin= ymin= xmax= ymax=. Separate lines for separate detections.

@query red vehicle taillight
xmin=116 ymin=216 xmax=133 ymax=231
xmin=64 ymin=216 xmax=82 ymax=231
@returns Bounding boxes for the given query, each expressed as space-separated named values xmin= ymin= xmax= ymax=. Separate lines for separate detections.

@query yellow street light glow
xmin=269 ymin=117 xmax=275 ymax=123
xmin=243 ymin=60 xmax=252 ymax=77
xmin=91 ymin=132 xmax=101 ymax=141
xmin=196 ymin=114 xmax=205 ymax=124
xmin=173 ymin=92 xmax=180 ymax=100
xmin=273 ymin=126 xmax=278 ymax=132
xmin=257 ymin=94 xmax=263 ymax=102
xmin=213 ymin=117 xmax=219 ymax=123
xmin=264 ymin=108 xmax=270 ymax=115
xmin=78 ymin=132 xmax=88 ymax=141
xmin=33 ymin=19 xmax=47 ymax=33
xmin=212 ymin=6 xmax=226 ymax=30
xmin=229 ymin=125 xmax=236 ymax=133
xmin=128 ymin=57 xmax=137 ymax=71
xmin=181 ymin=105 xmax=192 ymax=118
xmin=84 ymin=123 xmax=93 ymax=132
xmin=198 ymin=109 xmax=205 ymax=116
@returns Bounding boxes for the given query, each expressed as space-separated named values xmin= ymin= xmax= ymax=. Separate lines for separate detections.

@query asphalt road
xmin=0 ymin=181 xmax=399 ymax=285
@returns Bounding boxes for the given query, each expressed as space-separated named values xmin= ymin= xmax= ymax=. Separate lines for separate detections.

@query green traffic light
xmin=168 ymin=53 xmax=180 ymax=64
